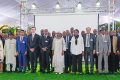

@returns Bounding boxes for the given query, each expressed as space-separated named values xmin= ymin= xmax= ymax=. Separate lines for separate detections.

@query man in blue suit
xmin=16 ymin=30 xmax=27 ymax=73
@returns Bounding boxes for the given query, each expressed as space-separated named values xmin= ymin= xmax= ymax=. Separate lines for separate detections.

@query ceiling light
xmin=96 ymin=1 xmax=100 ymax=7
xmin=32 ymin=3 xmax=37 ymax=9
xmin=77 ymin=2 xmax=82 ymax=9
xmin=56 ymin=2 xmax=60 ymax=9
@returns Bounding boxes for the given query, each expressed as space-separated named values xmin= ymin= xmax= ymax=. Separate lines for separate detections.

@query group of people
xmin=0 ymin=26 xmax=120 ymax=75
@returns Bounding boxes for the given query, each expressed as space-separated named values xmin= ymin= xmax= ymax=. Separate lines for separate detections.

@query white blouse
xmin=70 ymin=36 xmax=84 ymax=55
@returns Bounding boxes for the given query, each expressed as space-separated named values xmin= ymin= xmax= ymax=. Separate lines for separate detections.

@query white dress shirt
xmin=70 ymin=36 xmax=84 ymax=55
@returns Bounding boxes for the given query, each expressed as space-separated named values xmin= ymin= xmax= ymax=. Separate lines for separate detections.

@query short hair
xmin=74 ymin=29 xmax=79 ymax=33
xmin=20 ymin=29 xmax=24 ymax=32
xmin=31 ymin=27 xmax=36 ymax=29
xmin=8 ymin=32 xmax=14 ymax=36
xmin=86 ymin=27 xmax=91 ymax=30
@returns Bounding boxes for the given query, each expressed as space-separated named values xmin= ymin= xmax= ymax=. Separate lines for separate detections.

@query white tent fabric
xmin=0 ymin=0 xmax=120 ymax=26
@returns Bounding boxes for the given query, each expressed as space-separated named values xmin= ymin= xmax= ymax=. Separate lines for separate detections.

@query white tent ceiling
xmin=0 ymin=0 xmax=120 ymax=26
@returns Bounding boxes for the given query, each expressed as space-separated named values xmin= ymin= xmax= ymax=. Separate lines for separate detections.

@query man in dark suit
xmin=39 ymin=29 xmax=44 ymax=72
xmin=83 ymin=27 xmax=96 ymax=74
xmin=93 ymin=29 xmax=98 ymax=72
xmin=64 ymin=30 xmax=72 ymax=73
xmin=28 ymin=27 xmax=40 ymax=73
xmin=39 ymin=29 xmax=51 ymax=73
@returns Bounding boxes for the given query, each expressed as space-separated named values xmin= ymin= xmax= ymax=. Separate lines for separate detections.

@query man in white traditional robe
xmin=0 ymin=36 xmax=4 ymax=72
xmin=52 ymin=32 xmax=66 ymax=74
xmin=4 ymin=33 xmax=16 ymax=72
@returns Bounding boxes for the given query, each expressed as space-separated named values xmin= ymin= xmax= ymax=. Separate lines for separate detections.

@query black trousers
xmin=114 ymin=55 xmax=119 ymax=72
xmin=39 ymin=53 xmax=42 ymax=71
xmin=3 ymin=57 xmax=6 ymax=72
xmin=27 ymin=51 xmax=30 ymax=70
xmin=72 ymin=54 xmax=82 ymax=73
xmin=15 ymin=56 xmax=19 ymax=71
xmin=108 ymin=53 xmax=116 ymax=73
xmin=49 ymin=50 xmax=53 ymax=69
xmin=41 ymin=51 xmax=50 ymax=72
xmin=35 ymin=51 xmax=41 ymax=71
xmin=94 ymin=54 xmax=98 ymax=70
xmin=64 ymin=49 xmax=72 ymax=72
xmin=30 ymin=52 xmax=37 ymax=72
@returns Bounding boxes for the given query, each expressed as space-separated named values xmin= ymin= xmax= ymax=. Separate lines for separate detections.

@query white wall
xmin=35 ymin=13 xmax=98 ymax=34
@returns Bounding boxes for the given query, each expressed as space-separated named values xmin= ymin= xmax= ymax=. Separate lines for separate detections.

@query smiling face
xmin=44 ymin=29 xmax=49 ymax=35
xmin=74 ymin=29 xmax=79 ymax=36
xmin=20 ymin=30 xmax=24 ymax=36
xmin=86 ymin=27 xmax=91 ymax=34
xmin=31 ymin=27 xmax=36 ymax=34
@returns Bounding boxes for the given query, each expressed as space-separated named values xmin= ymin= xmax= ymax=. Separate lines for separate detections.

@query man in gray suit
xmin=96 ymin=29 xmax=111 ymax=73
xmin=83 ymin=27 xmax=96 ymax=74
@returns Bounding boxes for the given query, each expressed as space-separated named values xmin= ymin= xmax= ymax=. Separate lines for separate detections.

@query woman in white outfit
xmin=52 ymin=32 xmax=66 ymax=74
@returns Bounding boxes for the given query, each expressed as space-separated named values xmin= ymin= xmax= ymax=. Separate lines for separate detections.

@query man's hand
xmin=62 ymin=50 xmax=64 ymax=56
xmin=42 ymin=48 xmax=45 ymax=51
xmin=116 ymin=50 xmax=119 ymax=55
xmin=16 ymin=52 xmax=19 ymax=56
xmin=30 ymin=48 xmax=35 ymax=52
xmin=107 ymin=52 xmax=111 ymax=56
xmin=42 ymin=48 xmax=48 ymax=52
xmin=93 ymin=50 xmax=96 ymax=54
xmin=82 ymin=51 xmax=84 ymax=56
xmin=52 ymin=50 xmax=54 ymax=56
xmin=24 ymin=51 xmax=27 ymax=55
xmin=97 ymin=52 xmax=99 ymax=56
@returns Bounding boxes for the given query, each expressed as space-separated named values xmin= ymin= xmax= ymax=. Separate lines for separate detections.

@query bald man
xmin=39 ymin=29 xmax=51 ymax=73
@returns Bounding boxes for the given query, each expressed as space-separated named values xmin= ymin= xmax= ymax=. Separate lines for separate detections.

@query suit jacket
xmin=117 ymin=33 xmax=120 ymax=51
xmin=28 ymin=34 xmax=40 ymax=53
xmin=39 ymin=35 xmax=51 ymax=53
xmin=110 ymin=36 xmax=117 ymax=53
xmin=96 ymin=34 xmax=111 ymax=54
xmin=16 ymin=36 xmax=27 ymax=54
xmin=64 ymin=36 xmax=72 ymax=51
xmin=83 ymin=33 xmax=96 ymax=51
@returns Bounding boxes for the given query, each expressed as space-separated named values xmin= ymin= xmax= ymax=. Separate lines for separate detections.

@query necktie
xmin=86 ymin=34 xmax=90 ymax=47
xmin=103 ymin=35 xmax=105 ymax=41
xmin=32 ymin=34 xmax=34 ymax=41
xmin=20 ymin=37 xmax=23 ymax=41
xmin=66 ymin=36 xmax=69 ymax=48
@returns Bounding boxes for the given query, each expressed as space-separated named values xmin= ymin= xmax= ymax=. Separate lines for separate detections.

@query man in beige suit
xmin=96 ymin=29 xmax=111 ymax=73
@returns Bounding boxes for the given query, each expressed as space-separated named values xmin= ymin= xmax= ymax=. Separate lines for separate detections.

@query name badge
xmin=45 ymin=40 xmax=48 ymax=43
xmin=22 ymin=41 xmax=25 ymax=43
xmin=90 ymin=39 xmax=93 ymax=41
xmin=104 ymin=41 xmax=107 ymax=42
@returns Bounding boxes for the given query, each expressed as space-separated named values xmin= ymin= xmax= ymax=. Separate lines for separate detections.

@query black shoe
xmin=19 ymin=71 xmax=22 ymax=73
xmin=90 ymin=72 xmax=93 ymax=74
xmin=31 ymin=71 xmax=35 ymax=73
xmin=64 ymin=70 xmax=69 ymax=73
xmin=79 ymin=72 xmax=82 ymax=75
xmin=86 ymin=71 xmax=89 ymax=74
xmin=51 ymin=68 xmax=54 ymax=72
xmin=23 ymin=71 xmax=26 ymax=73
xmin=41 ymin=70 xmax=45 ymax=73
xmin=46 ymin=71 xmax=50 ymax=74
